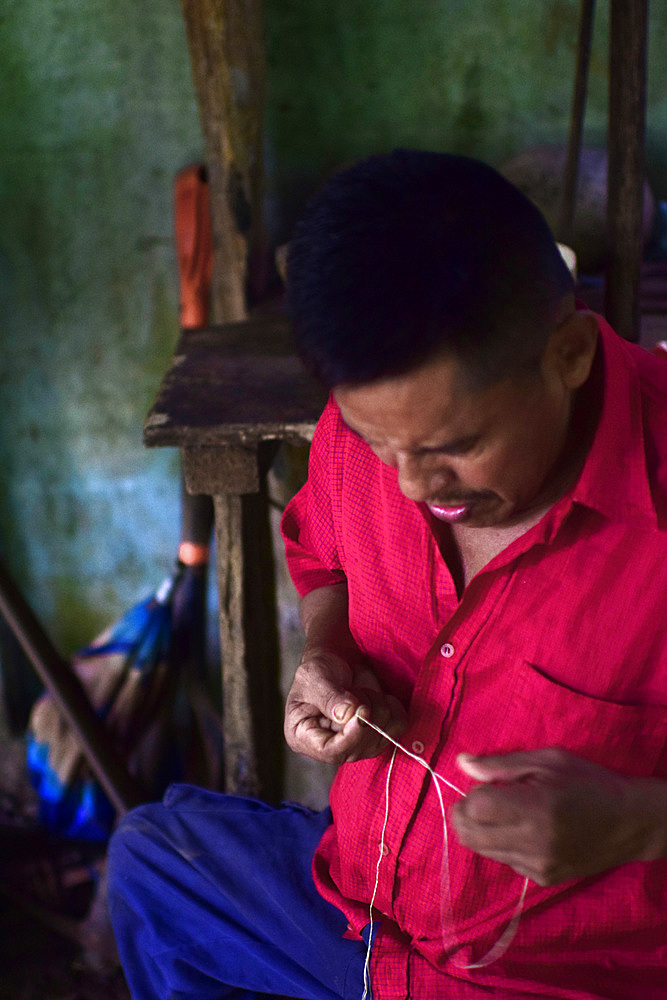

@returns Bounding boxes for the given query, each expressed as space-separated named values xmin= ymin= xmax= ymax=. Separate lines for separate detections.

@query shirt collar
xmin=565 ymin=314 xmax=657 ymax=529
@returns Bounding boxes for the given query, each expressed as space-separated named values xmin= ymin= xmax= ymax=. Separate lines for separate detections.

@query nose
xmin=395 ymin=452 xmax=454 ymax=502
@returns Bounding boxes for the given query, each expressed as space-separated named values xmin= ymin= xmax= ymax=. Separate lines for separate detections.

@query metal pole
xmin=557 ymin=0 xmax=596 ymax=248
xmin=605 ymin=0 xmax=649 ymax=342
xmin=0 ymin=558 xmax=143 ymax=815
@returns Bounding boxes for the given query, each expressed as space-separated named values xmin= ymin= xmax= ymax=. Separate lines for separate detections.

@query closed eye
xmin=346 ymin=425 xmax=480 ymax=458
xmin=421 ymin=436 xmax=480 ymax=457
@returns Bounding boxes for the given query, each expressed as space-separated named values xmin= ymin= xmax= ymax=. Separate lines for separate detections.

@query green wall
xmin=0 ymin=0 xmax=666 ymax=669
xmin=0 ymin=1 xmax=203 ymax=653
xmin=264 ymin=1 xmax=667 ymax=239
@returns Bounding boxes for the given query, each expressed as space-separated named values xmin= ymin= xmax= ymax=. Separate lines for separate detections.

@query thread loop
xmin=355 ymin=710 xmax=528 ymax=985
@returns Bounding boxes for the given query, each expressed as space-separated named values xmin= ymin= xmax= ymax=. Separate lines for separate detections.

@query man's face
xmin=333 ymin=319 xmax=594 ymax=529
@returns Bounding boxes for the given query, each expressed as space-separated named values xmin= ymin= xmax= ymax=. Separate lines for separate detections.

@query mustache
xmin=428 ymin=491 xmax=496 ymax=505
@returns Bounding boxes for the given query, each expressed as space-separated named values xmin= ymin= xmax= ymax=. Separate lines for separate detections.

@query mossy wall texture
xmin=0 ymin=1 xmax=203 ymax=653
xmin=264 ymin=0 xmax=667 ymax=239
xmin=0 ymin=0 xmax=666 ymax=666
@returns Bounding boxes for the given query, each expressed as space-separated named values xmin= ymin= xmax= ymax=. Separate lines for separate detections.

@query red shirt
xmin=282 ymin=318 xmax=667 ymax=1000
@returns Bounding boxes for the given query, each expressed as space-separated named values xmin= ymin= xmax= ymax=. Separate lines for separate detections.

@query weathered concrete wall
xmin=0 ymin=1 xmax=203 ymax=654
xmin=264 ymin=1 xmax=667 ymax=239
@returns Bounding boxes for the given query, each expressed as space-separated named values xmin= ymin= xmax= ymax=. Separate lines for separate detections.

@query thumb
xmin=330 ymin=696 xmax=359 ymax=725
xmin=456 ymin=750 xmax=541 ymax=783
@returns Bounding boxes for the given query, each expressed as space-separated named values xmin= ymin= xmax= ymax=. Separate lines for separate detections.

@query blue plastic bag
xmin=26 ymin=572 xmax=178 ymax=841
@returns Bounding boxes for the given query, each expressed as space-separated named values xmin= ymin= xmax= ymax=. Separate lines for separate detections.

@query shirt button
xmin=381 ymin=843 xmax=390 ymax=856
xmin=411 ymin=740 xmax=425 ymax=754
xmin=440 ymin=642 xmax=455 ymax=658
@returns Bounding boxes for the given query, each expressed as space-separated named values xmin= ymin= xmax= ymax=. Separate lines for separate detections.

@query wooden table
xmin=144 ymin=314 xmax=327 ymax=802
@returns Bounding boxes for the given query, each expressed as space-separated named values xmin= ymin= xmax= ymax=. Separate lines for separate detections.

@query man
xmin=108 ymin=151 xmax=667 ymax=999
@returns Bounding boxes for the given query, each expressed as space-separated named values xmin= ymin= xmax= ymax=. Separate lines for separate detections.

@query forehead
xmin=333 ymin=354 xmax=520 ymax=447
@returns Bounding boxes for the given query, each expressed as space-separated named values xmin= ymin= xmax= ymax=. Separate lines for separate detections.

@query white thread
xmin=361 ymin=746 xmax=396 ymax=1000
xmin=356 ymin=710 xmax=528 ymax=982
xmin=358 ymin=714 xmax=465 ymax=797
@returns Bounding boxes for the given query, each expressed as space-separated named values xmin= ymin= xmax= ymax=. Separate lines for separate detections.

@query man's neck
xmin=449 ymin=511 xmax=548 ymax=592
xmin=439 ymin=346 xmax=604 ymax=594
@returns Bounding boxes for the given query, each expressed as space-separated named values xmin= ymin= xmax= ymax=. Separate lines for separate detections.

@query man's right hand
xmin=284 ymin=649 xmax=407 ymax=765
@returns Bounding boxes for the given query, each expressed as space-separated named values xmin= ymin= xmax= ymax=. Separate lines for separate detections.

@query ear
xmin=545 ymin=310 xmax=599 ymax=390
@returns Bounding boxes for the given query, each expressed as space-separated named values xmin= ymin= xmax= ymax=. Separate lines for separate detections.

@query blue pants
xmin=107 ymin=785 xmax=371 ymax=1000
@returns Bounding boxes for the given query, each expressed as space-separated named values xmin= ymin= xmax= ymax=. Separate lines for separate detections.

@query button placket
xmin=372 ymin=743 xmax=430 ymax=917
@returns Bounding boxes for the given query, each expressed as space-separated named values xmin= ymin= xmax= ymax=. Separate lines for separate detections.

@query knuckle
xmin=284 ymin=715 xmax=299 ymax=747
xmin=294 ymin=658 xmax=317 ymax=684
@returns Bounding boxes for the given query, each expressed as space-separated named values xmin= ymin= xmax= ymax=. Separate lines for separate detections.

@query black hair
xmin=286 ymin=149 xmax=574 ymax=388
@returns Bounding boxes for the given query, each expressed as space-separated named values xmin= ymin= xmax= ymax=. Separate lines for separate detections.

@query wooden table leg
xmin=183 ymin=443 xmax=283 ymax=802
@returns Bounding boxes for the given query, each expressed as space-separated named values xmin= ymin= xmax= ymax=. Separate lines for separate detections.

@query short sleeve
xmin=281 ymin=399 xmax=347 ymax=598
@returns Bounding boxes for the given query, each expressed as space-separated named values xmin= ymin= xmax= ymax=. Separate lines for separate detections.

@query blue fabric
xmin=79 ymin=593 xmax=172 ymax=677
xmin=26 ymin=571 xmax=180 ymax=842
xmin=107 ymin=786 xmax=372 ymax=1000
xmin=26 ymin=736 xmax=115 ymax=840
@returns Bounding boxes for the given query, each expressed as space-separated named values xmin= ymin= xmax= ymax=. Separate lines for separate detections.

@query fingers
xmin=456 ymin=747 xmax=577 ymax=784
xmin=288 ymin=698 xmax=395 ymax=765
xmin=289 ymin=710 xmax=373 ymax=764
xmin=450 ymin=782 xmax=565 ymax=885
xmin=284 ymin=653 xmax=407 ymax=764
xmin=291 ymin=653 xmax=357 ymax=724
xmin=353 ymin=690 xmax=408 ymax=743
xmin=450 ymin=749 xmax=640 ymax=885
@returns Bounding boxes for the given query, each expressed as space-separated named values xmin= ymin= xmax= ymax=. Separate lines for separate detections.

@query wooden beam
xmin=605 ymin=0 xmax=649 ymax=342
xmin=213 ymin=443 xmax=283 ymax=801
xmin=179 ymin=0 xmax=265 ymax=324
xmin=178 ymin=2 xmax=284 ymax=800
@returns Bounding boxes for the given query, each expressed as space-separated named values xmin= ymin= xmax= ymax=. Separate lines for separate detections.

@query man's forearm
xmin=286 ymin=583 xmax=407 ymax=763
xmin=300 ymin=583 xmax=359 ymax=662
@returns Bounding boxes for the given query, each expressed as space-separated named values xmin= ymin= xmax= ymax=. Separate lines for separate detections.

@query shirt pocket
xmin=507 ymin=660 xmax=666 ymax=778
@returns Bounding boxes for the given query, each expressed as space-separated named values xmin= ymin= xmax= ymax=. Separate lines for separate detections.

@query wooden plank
xmin=143 ymin=319 xmax=327 ymax=449
xmin=182 ymin=445 xmax=259 ymax=496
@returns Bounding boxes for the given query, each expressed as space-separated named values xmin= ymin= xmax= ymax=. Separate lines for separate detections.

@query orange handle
xmin=174 ymin=165 xmax=213 ymax=329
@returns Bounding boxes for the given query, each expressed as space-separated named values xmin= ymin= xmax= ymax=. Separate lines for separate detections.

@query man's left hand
xmin=450 ymin=747 xmax=667 ymax=886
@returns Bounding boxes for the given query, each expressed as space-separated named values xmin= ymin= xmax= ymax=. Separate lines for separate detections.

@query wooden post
xmin=182 ymin=442 xmax=283 ymax=801
xmin=179 ymin=0 xmax=265 ymax=324
xmin=606 ymin=0 xmax=649 ymax=342
xmin=179 ymin=2 xmax=284 ymax=800
xmin=212 ymin=456 xmax=283 ymax=799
